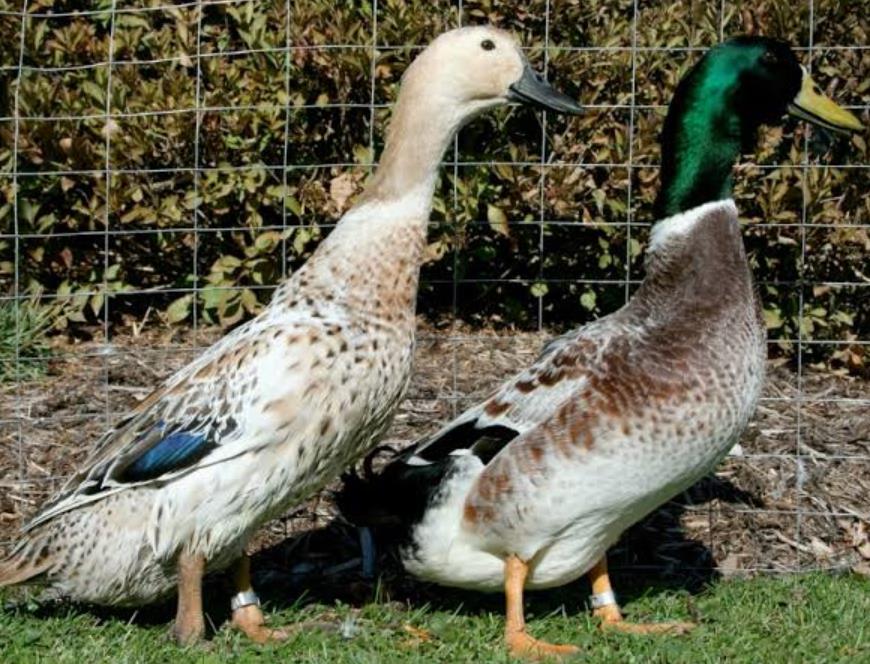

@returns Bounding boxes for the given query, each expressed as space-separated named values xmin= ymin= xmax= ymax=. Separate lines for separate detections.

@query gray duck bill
xmin=507 ymin=63 xmax=583 ymax=115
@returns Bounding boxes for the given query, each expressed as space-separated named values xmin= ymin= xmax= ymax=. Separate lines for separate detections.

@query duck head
xmin=656 ymin=36 xmax=863 ymax=217
xmin=355 ymin=26 xmax=583 ymax=206
xmin=722 ymin=36 xmax=863 ymax=135
xmin=400 ymin=26 xmax=583 ymax=119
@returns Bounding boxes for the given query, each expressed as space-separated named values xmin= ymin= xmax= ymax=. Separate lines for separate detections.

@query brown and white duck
xmin=0 ymin=26 xmax=582 ymax=646
xmin=339 ymin=36 xmax=863 ymax=660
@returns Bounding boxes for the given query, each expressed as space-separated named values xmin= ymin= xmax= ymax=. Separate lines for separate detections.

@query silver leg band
xmin=230 ymin=590 xmax=261 ymax=612
xmin=589 ymin=589 xmax=617 ymax=609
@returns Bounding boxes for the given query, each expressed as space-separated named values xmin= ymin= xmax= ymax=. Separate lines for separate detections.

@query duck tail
xmin=336 ymin=445 xmax=455 ymax=535
xmin=0 ymin=535 xmax=53 ymax=587
xmin=336 ymin=446 xmax=406 ymax=529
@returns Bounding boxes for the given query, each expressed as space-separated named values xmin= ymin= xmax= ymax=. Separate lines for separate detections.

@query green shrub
xmin=0 ymin=0 xmax=867 ymax=374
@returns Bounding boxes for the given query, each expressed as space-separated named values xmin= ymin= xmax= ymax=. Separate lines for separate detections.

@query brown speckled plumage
xmin=386 ymin=199 xmax=766 ymax=591
xmin=465 ymin=201 xmax=764 ymax=536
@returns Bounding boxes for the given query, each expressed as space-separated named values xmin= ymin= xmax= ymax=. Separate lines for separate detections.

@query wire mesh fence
xmin=0 ymin=1 xmax=868 ymax=576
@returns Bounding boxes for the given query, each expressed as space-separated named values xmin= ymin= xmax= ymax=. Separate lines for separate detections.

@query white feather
xmin=648 ymin=198 xmax=737 ymax=252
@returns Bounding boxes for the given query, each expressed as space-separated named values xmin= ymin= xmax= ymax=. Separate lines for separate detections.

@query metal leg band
xmin=589 ymin=589 xmax=617 ymax=609
xmin=230 ymin=590 xmax=261 ymax=612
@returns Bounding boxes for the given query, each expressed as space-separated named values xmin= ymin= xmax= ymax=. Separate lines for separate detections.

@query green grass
xmin=0 ymin=295 xmax=59 ymax=383
xmin=1 ymin=573 xmax=868 ymax=663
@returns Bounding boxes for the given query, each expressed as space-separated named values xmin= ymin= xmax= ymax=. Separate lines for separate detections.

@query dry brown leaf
xmin=329 ymin=173 xmax=357 ymax=212
xmin=402 ymin=624 xmax=433 ymax=642
xmin=809 ymin=537 xmax=834 ymax=559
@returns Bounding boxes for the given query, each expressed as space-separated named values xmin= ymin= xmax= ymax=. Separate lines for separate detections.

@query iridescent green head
xmin=655 ymin=36 xmax=863 ymax=218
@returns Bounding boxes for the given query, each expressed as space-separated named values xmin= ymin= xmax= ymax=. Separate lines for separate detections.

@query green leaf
xmin=486 ymin=204 xmax=510 ymax=238
xmin=199 ymin=287 xmax=225 ymax=310
xmin=166 ymin=295 xmax=192 ymax=324
xmin=352 ymin=144 xmax=373 ymax=164
xmin=254 ymin=231 xmax=281 ymax=252
xmin=240 ymin=288 xmax=259 ymax=314
xmin=592 ymin=188 xmax=606 ymax=213
xmin=763 ymin=307 xmax=783 ymax=330
xmin=832 ymin=311 xmax=854 ymax=326
xmin=81 ymin=81 xmax=106 ymax=105
xmin=89 ymin=292 xmax=104 ymax=317
xmin=286 ymin=196 xmax=302 ymax=218
xmin=19 ymin=199 xmax=39 ymax=225
xmin=214 ymin=255 xmax=242 ymax=271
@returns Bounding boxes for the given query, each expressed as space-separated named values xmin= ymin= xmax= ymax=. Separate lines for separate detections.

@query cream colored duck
xmin=0 ymin=26 xmax=582 ymax=645
xmin=340 ymin=36 xmax=862 ymax=660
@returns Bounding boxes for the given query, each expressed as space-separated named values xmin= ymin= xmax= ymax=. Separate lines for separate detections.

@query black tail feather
xmin=337 ymin=420 xmax=519 ymax=540
xmin=336 ymin=448 xmax=456 ymax=537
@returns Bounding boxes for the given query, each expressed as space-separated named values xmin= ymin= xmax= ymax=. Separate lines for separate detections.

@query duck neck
xmin=353 ymin=90 xmax=462 ymax=222
xmin=654 ymin=61 xmax=757 ymax=218
xmin=643 ymin=64 xmax=761 ymax=304
xmin=297 ymin=87 xmax=466 ymax=319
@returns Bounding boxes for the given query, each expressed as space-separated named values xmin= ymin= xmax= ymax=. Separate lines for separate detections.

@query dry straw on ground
xmin=2 ymin=322 xmax=868 ymax=587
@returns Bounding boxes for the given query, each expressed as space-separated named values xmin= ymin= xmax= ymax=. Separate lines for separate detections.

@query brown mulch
xmin=1 ymin=321 xmax=868 ymax=593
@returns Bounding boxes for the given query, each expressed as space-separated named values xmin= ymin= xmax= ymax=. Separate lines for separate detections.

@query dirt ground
xmin=1 ymin=321 xmax=868 ymax=596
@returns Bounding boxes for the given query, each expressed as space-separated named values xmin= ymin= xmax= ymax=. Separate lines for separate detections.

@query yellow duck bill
xmin=787 ymin=66 xmax=864 ymax=134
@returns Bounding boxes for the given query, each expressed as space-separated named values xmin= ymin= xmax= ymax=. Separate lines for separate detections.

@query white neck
xmin=648 ymin=198 xmax=737 ymax=254
xmin=328 ymin=182 xmax=434 ymax=242
xmin=324 ymin=82 xmax=470 ymax=245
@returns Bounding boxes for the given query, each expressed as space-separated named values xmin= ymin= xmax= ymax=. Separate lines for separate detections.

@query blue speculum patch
xmin=122 ymin=424 xmax=212 ymax=482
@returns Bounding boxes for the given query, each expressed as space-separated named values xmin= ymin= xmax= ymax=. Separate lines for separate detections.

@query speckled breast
xmin=605 ymin=299 xmax=767 ymax=509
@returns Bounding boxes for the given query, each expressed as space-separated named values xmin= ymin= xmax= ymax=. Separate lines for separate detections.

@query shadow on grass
xmin=251 ymin=472 xmax=761 ymax=619
xmin=2 ymin=473 xmax=760 ymax=636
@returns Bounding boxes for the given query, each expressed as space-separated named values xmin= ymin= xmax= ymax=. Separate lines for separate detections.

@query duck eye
xmin=761 ymin=51 xmax=778 ymax=66
xmin=481 ymin=39 xmax=496 ymax=51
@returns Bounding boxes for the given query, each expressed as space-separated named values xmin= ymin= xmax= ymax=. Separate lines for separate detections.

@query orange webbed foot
xmin=171 ymin=613 xmax=206 ymax=646
xmin=601 ymin=619 xmax=696 ymax=635
xmin=594 ymin=604 xmax=694 ymax=635
xmin=506 ymin=630 xmax=580 ymax=661
xmin=231 ymin=604 xmax=291 ymax=644
xmin=588 ymin=558 xmax=695 ymax=637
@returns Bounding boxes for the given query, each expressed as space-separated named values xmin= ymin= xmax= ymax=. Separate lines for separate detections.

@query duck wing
xmin=23 ymin=320 xmax=316 ymax=531
xmin=406 ymin=326 xmax=608 ymax=466
xmin=337 ymin=326 xmax=612 ymax=531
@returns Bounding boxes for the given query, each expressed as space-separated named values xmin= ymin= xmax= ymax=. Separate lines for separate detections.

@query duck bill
xmin=787 ymin=67 xmax=863 ymax=134
xmin=507 ymin=62 xmax=583 ymax=115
